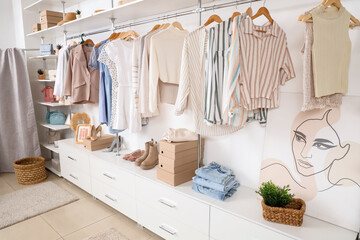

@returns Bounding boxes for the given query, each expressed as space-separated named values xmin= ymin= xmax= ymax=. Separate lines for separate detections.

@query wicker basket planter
xmin=13 ymin=157 xmax=47 ymax=185
xmin=261 ymin=198 xmax=306 ymax=226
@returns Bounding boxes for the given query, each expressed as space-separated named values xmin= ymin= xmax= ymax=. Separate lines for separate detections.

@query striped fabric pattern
xmin=222 ymin=14 xmax=247 ymax=127
xmin=175 ymin=27 xmax=242 ymax=136
xmin=236 ymin=18 xmax=296 ymax=110
xmin=204 ymin=18 xmax=232 ymax=125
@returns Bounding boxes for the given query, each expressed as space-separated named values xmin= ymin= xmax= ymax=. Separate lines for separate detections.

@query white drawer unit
xmin=136 ymin=177 xmax=209 ymax=235
xmin=137 ymin=202 xmax=208 ymax=240
xmin=91 ymin=157 xmax=136 ymax=197
xmin=92 ymin=178 xmax=137 ymax=221
xmin=210 ymin=207 xmax=293 ymax=240
xmin=61 ymin=163 xmax=92 ymax=194
xmin=60 ymin=146 xmax=90 ymax=174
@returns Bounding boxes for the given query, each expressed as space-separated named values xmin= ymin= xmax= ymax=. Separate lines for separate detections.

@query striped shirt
xmin=175 ymin=27 xmax=242 ymax=136
xmin=204 ymin=18 xmax=232 ymax=125
xmin=222 ymin=14 xmax=247 ymax=127
xmin=235 ymin=18 xmax=295 ymax=110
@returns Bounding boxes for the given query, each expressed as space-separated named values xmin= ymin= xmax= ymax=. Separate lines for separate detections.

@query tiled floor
xmin=0 ymin=171 xmax=164 ymax=240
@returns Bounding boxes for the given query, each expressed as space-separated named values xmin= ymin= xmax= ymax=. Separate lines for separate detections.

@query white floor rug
xmin=83 ymin=228 xmax=129 ymax=240
xmin=0 ymin=181 xmax=78 ymax=229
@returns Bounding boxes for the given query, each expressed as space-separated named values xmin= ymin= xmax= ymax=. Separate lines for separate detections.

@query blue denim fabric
xmin=94 ymin=41 xmax=122 ymax=134
xmin=195 ymin=162 xmax=234 ymax=184
xmin=192 ymin=176 xmax=239 ymax=192
xmin=192 ymin=182 xmax=239 ymax=201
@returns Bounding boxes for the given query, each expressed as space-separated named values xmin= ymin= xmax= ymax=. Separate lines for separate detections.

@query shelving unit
xmin=29 ymin=54 xmax=58 ymax=59
xmin=24 ymin=0 xmax=87 ymax=11
xmin=45 ymin=160 xmax=61 ymax=177
xmin=37 ymin=101 xmax=69 ymax=107
xmin=40 ymin=141 xmax=59 ymax=153
xmin=38 ymin=122 xmax=71 ymax=131
xmin=32 ymin=79 xmax=56 ymax=83
xmin=26 ymin=0 xmax=214 ymax=39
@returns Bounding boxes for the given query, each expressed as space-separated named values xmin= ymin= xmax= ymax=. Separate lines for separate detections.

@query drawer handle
xmin=69 ymin=173 xmax=78 ymax=180
xmin=158 ymin=198 xmax=176 ymax=208
xmin=159 ymin=224 xmax=177 ymax=235
xmin=105 ymin=194 xmax=117 ymax=202
xmin=68 ymin=156 xmax=77 ymax=161
xmin=103 ymin=173 xmax=116 ymax=180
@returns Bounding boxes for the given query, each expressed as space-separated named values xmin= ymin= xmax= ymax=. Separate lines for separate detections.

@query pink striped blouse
xmin=235 ymin=18 xmax=295 ymax=110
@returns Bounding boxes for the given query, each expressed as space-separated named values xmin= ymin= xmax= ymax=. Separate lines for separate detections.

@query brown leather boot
xmin=140 ymin=141 xmax=158 ymax=170
xmin=135 ymin=139 xmax=153 ymax=166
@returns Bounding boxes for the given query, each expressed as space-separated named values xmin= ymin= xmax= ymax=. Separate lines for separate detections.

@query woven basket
xmin=261 ymin=198 xmax=306 ymax=226
xmin=13 ymin=157 xmax=47 ymax=185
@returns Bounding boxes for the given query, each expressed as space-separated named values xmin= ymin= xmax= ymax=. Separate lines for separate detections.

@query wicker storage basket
xmin=13 ymin=157 xmax=47 ymax=185
xmin=261 ymin=198 xmax=306 ymax=226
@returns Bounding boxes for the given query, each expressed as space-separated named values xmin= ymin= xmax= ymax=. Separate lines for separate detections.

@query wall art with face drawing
xmin=260 ymin=93 xmax=360 ymax=232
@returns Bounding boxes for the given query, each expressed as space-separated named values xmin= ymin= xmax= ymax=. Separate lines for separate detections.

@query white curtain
xmin=0 ymin=48 xmax=40 ymax=172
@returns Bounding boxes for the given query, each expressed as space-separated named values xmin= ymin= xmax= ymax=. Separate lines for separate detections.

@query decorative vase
xmin=261 ymin=198 xmax=306 ymax=226
xmin=38 ymin=74 xmax=44 ymax=80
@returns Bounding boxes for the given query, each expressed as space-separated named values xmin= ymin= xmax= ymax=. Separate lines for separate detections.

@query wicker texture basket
xmin=13 ymin=157 xmax=47 ymax=185
xmin=261 ymin=198 xmax=306 ymax=226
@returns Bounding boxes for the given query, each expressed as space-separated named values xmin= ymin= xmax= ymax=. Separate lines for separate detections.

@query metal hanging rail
xmin=66 ymin=0 xmax=260 ymax=41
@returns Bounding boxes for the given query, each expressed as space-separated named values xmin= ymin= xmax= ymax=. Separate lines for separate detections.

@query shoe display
xmin=135 ymin=139 xmax=153 ymax=166
xmin=140 ymin=141 xmax=159 ymax=170
xmin=103 ymin=135 xmax=120 ymax=152
xmin=123 ymin=149 xmax=144 ymax=161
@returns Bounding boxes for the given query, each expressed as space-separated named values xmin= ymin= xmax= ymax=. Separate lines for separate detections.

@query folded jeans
xmin=192 ymin=176 xmax=239 ymax=192
xmin=195 ymin=162 xmax=234 ymax=185
xmin=192 ymin=183 xmax=239 ymax=201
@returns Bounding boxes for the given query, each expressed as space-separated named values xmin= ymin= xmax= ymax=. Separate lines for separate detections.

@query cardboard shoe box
xmin=159 ymin=139 xmax=204 ymax=159
xmin=32 ymin=23 xmax=41 ymax=32
xmin=83 ymin=134 xmax=115 ymax=151
xmin=40 ymin=10 xmax=63 ymax=18
xmin=159 ymin=156 xmax=198 ymax=174
xmin=157 ymin=167 xmax=196 ymax=186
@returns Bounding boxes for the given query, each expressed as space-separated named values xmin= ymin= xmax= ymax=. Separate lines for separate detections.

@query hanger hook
xmin=235 ymin=0 xmax=238 ymax=9
xmin=250 ymin=0 xmax=253 ymax=8
xmin=213 ymin=5 xmax=215 ymax=12
xmin=263 ymin=0 xmax=266 ymax=7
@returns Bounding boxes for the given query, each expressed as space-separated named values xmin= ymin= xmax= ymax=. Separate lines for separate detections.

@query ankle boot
xmin=135 ymin=139 xmax=153 ymax=166
xmin=140 ymin=141 xmax=158 ymax=170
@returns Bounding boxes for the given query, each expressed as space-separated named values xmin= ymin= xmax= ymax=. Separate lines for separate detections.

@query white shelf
xmin=32 ymin=79 xmax=56 ymax=83
xmin=45 ymin=160 xmax=61 ymax=177
xmin=41 ymin=142 xmax=59 ymax=153
xmin=29 ymin=55 xmax=58 ymax=59
xmin=38 ymin=122 xmax=71 ymax=131
xmin=37 ymin=101 xmax=69 ymax=106
xmin=26 ymin=0 xmax=211 ymax=39
xmin=24 ymin=0 xmax=87 ymax=11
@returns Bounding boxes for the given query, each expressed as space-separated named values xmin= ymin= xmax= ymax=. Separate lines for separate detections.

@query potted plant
xmin=38 ymin=69 xmax=44 ymax=80
xmin=256 ymin=181 xmax=306 ymax=226
xmin=56 ymin=44 xmax=62 ymax=55
xmin=76 ymin=10 xmax=81 ymax=19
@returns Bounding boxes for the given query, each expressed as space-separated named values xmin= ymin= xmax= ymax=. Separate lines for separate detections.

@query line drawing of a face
xmin=291 ymin=109 xmax=350 ymax=178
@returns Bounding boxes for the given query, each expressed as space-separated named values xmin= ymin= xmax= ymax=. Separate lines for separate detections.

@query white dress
xmin=105 ymin=39 xmax=134 ymax=130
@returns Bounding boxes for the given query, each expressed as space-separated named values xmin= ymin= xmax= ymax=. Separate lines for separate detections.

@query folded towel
xmin=192 ymin=176 xmax=239 ymax=192
xmin=195 ymin=162 xmax=234 ymax=185
xmin=192 ymin=183 xmax=239 ymax=201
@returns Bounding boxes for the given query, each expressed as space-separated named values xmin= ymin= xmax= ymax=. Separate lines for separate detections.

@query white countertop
xmin=59 ymin=138 xmax=357 ymax=240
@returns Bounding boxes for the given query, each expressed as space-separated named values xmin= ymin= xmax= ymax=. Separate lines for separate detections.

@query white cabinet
xmin=136 ymin=177 xmax=210 ymax=235
xmin=210 ymin=208 xmax=293 ymax=240
xmin=137 ymin=202 xmax=208 ymax=240
xmin=61 ymin=160 xmax=92 ymax=193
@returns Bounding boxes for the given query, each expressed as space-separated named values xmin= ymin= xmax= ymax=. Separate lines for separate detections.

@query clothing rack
xmin=66 ymin=0 xmax=260 ymax=41
xmin=23 ymin=48 xmax=40 ymax=51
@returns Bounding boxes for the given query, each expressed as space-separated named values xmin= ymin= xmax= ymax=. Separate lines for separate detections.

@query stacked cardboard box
xmin=40 ymin=10 xmax=63 ymax=30
xmin=32 ymin=23 xmax=41 ymax=32
xmin=157 ymin=139 xmax=204 ymax=186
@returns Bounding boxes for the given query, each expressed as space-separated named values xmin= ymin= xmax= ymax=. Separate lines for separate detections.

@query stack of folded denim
xmin=192 ymin=162 xmax=240 ymax=201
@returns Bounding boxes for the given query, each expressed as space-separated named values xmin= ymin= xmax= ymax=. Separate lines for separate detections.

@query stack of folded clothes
xmin=192 ymin=162 xmax=240 ymax=201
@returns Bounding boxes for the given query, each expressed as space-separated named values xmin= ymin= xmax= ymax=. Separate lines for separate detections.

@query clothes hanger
xmin=299 ymin=0 xmax=360 ymax=28
xmin=231 ymin=12 xmax=241 ymax=22
xmin=149 ymin=24 xmax=161 ymax=32
xmin=251 ymin=7 xmax=274 ymax=24
xmin=82 ymin=38 xmax=95 ymax=46
xmin=120 ymin=30 xmax=139 ymax=40
xmin=80 ymin=33 xmax=85 ymax=44
xmin=160 ymin=23 xmax=170 ymax=29
xmin=245 ymin=0 xmax=254 ymax=17
xmin=204 ymin=14 xmax=223 ymax=26
xmin=172 ymin=21 xmax=184 ymax=30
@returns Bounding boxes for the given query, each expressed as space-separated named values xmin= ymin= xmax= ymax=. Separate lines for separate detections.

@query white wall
xmin=0 ymin=0 xmax=17 ymax=49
